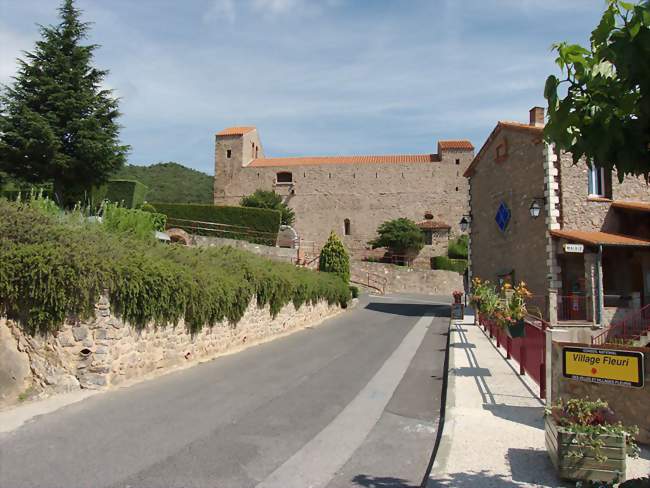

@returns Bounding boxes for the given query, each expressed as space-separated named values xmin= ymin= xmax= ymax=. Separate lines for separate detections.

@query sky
xmin=0 ymin=0 xmax=604 ymax=175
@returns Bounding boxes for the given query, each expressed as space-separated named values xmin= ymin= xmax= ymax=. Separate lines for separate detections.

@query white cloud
xmin=0 ymin=24 xmax=36 ymax=85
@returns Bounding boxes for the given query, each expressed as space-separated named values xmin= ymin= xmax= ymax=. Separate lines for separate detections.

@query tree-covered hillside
xmin=113 ymin=162 xmax=213 ymax=203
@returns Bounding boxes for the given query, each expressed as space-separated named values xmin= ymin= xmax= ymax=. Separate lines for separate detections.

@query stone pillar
xmin=548 ymin=288 xmax=558 ymax=326
xmin=583 ymin=252 xmax=598 ymax=325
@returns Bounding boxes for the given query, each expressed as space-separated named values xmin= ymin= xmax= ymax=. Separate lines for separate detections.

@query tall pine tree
xmin=0 ymin=0 xmax=128 ymax=205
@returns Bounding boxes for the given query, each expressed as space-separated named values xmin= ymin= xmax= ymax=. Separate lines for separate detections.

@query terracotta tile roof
xmin=438 ymin=140 xmax=474 ymax=151
xmin=416 ymin=220 xmax=451 ymax=230
xmin=550 ymin=229 xmax=650 ymax=247
xmin=248 ymin=154 xmax=435 ymax=167
xmin=611 ymin=200 xmax=650 ymax=213
xmin=216 ymin=126 xmax=256 ymax=136
xmin=464 ymin=121 xmax=544 ymax=177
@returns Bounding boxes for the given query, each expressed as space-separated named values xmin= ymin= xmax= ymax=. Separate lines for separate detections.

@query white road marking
xmin=255 ymin=313 xmax=433 ymax=488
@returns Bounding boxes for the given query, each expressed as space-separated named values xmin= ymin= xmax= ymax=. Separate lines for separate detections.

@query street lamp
xmin=459 ymin=215 xmax=471 ymax=232
xmin=529 ymin=198 xmax=544 ymax=219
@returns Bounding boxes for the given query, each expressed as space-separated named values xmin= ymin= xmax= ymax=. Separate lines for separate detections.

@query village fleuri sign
xmin=563 ymin=346 xmax=644 ymax=388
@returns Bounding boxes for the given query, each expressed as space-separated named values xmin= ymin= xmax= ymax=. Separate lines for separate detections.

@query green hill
xmin=112 ymin=162 xmax=213 ymax=204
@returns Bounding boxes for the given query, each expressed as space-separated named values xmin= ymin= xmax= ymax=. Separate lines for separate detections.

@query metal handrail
xmin=592 ymin=303 xmax=650 ymax=345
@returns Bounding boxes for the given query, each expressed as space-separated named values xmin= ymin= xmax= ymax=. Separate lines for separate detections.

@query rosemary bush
xmin=0 ymin=200 xmax=349 ymax=335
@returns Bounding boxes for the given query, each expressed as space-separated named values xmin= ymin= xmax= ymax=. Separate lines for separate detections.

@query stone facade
xmin=350 ymin=261 xmax=462 ymax=296
xmin=467 ymin=107 xmax=650 ymax=326
xmin=213 ymin=127 xmax=473 ymax=254
xmin=0 ymin=297 xmax=341 ymax=406
xmin=465 ymin=122 xmax=549 ymax=312
xmin=550 ymin=341 xmax=650 ymax=444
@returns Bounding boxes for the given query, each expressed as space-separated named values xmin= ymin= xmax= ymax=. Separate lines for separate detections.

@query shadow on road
xmin=427 ymin=470 xmax=523 ymax=487
xmin=364 ymin=302 xmax=450 ymax=318
xmin=352 ymin=474 xmax=418 ymax=488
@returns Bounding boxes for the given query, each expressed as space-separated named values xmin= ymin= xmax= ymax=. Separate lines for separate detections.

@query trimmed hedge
xmin=0 ymin=200 xmax=349 ymax=335
xmin=97 ymin=179 xmax=148 ymax=208
xmin=151 ymin=203 xmax=281 ymax=245
xmin=448 ymin=235 xmax=468 ymax=259
xmin=431 ymin=256 xmax=468 ymax=274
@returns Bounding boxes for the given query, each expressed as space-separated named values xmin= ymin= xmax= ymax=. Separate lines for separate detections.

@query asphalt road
xmin=0 ymin=293 xmax=450 ymax=488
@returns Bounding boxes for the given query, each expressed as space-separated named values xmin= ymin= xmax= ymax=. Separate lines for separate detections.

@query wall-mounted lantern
xmin=459 ymin=214 xmax=471 ymax=232
xmin=529 ymin=198 xmax=545 ymax=219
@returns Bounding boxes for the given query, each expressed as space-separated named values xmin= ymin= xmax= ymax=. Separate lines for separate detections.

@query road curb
xmin=419 ymin=312 xmax=453 ymax=487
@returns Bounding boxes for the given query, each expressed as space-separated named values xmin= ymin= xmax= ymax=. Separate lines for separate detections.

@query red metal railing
xmin=557 ymin=294 xmax=588 ymax=321
xmin=350 ymin=271 xmax=388 ymax=294
xmin=591 ymin=303 xmax=650 ymax=346
xmin=479 ymin=313 xmax=549 ymax=398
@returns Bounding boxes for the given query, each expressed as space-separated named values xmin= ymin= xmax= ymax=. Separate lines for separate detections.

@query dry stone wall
xmin=0 ymin=297 xmax=341 ymax=406
xmin=351 ymin=261 xmax=462 ymax=296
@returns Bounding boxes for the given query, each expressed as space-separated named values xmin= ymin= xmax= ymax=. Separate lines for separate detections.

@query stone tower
xmin=213 ymin=126 xmax=264 ymax=201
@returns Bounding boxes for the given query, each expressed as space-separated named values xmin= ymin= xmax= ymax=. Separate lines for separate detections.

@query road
xmin=0 ymin=294 xmax=450 ymax=488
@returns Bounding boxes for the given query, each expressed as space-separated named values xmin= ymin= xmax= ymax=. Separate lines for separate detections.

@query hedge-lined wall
xmin=431 ymin=256 xmax=467 ymax=274
xmin=151 ymin=203 xmax=281 ymax=245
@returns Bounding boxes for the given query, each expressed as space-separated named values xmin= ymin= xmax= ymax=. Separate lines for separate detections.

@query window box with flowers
xmin=494 ymin=282 xmax=532 ymax=338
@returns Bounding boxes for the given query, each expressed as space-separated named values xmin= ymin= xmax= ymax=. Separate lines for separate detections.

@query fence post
xmin=540 ymin=361 xmax=546 ymax=399
xmin=506 ymin=337 xmax=511 ymax=359
xmin=519 ymin=343 xmax=526 ymax=375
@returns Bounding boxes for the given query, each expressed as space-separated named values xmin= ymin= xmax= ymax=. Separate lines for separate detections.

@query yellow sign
xmin=563 ymin=346 xmax=644 ymax=388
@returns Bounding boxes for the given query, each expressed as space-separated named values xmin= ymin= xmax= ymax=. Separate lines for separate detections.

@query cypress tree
xmin=0 ymin=0 xmax=129 ymax=205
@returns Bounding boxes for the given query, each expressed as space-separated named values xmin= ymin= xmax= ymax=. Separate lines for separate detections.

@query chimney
xmin=529 ymin=106 xmax=545 ymax=127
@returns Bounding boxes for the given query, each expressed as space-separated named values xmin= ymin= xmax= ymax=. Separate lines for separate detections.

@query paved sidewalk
xmin=428 ymin=311 xmax=650 ymax=487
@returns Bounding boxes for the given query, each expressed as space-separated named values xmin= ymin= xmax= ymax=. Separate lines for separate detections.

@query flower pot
xmin=506 ymin=319 xmax=526 ymax=338
xmin=545 ymin=417 xmax=627 ymax=484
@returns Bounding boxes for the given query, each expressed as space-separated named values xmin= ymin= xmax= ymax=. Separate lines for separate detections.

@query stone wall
xmin=350 ymin=260 xmax=462 ymax=296
xmin=0 ymin=297 xmax=341 ymax=407
xmin=192 ymin=235 xmax=298 ymax=263
xmin=550 ymin=341 xmax=650 ymax=444
xmin=558 ymin=151 xmax=650 ymax=232
xmin=467 ymin=127 xmax=549 ymax=305
xmin=214 ymin=130 xmax=472 ymax=250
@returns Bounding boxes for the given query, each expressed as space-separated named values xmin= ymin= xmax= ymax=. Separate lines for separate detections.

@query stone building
xmin=465 ymin=107 xmax=650 ymax=335
xmin=213 ymin=126 xmax=474 ymax=258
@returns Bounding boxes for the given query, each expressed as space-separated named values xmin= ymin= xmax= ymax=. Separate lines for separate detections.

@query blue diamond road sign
xmin=495 ymin=202 xmax=511 ymax=232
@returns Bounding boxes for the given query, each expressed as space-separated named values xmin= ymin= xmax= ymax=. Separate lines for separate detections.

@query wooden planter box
xmin=545 ymin=416 xmax=627 ymax=484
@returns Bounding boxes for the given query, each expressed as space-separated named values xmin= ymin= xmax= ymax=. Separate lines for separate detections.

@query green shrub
xmin=448 ymin=234 xmax=468 ymax=259
xmin=102 ymin=203 xmax=167 ymax=239
xmin=240 ymin=189 xmax=295 ymax=226
xmin=101 ymin=179 xmax=148 ymax=208
xmin=349 ymin=285 xmax=360 ymax=299
xmin=151 ymin=203 xmax=281 ymax=245
xmin=0 ymin=200 xmax=349 ymax=335
xmin=369 ymin=218 xmax=424 ymax=255
xmin=431 ymin=256 xmax=467 ymax=274
xmin=319 ymin=232 xmax=350 ymax=283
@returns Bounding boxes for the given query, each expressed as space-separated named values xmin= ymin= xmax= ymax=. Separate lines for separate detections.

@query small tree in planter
xmin=546 ymin=398 xmax=639 ymax=484
xmin=319 ymin=232 xmax=350 ymax=283
xmin=368 ymin=218 xmax=424 ymax=265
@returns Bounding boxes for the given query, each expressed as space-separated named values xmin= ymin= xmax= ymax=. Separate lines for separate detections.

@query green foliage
xmin=152 ymin=203 xmax=281 ymax=245
xmin=97 ymin=179 xmax=148 ymax=209
xmin=544 ymin=0 xmax=650 ymax=179
xmin=240 ymin=189 xmax=296 ymax=226
xmin=447 ymin=234 xmax=468 ymax=259
xmin=0 ymin=0 xmax=129 ymax=205
xmin=101 ymin=203 xmax=165 ymax=240
xmin=547 ymin=398 xmax=640 ymax=463
xmin=319 ymin=232 xmax=350 ymax=283
xmin=431 ymin=256 xmax=467 ymax=274
xmin=368 ymin=218 xmax=425 ymax=255
xmin=0 ymin=199 xmax=349 ymax=335
xmin=349 ymin=285 xmax=360 ymax=299
xmin=111 ymin=162 xmax=213 ymax=204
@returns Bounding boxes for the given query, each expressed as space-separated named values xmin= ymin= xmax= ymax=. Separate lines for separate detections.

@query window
xmin=276 ymin=171 xmax=293 ymax=183
xmin=496 ymin=138 xmax=508 ymax=163
xmin=588 ymin=165 xmax=612 ymax=198
xmin=424 ymin=230 xmax=433 ymax=245
xmin=255 ymin=146 xmax=259 ymax=158
xmin=226 ymin=149 xmax=232 ymax=159
xmin=455 ymin=158 xmax=460 ymax=165
xmin=344 ymin=219 xmax=351 ymax=236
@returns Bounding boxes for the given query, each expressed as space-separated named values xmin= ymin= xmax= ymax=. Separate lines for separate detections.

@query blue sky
xmin=1 ymin=0 xmax=604 ymax=174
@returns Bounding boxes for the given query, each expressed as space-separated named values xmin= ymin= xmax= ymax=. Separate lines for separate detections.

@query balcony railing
xmin=557 ymin=294 xmax=588 ymax=321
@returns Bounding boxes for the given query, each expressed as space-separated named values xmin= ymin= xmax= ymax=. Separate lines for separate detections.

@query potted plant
xmin=545 ymin=398 xmax=639 ymax=484
xmin=494 ymin=282 xmax=531 ymax=338
xmin=452 ymin=290 xmax=463 ymax=304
